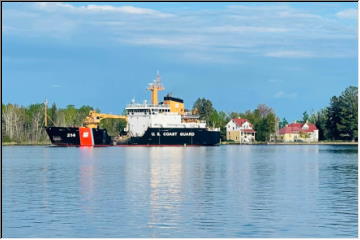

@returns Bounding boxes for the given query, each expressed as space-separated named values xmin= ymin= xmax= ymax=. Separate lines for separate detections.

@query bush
xmin=2 ymin=135 xmax=12 ymax=142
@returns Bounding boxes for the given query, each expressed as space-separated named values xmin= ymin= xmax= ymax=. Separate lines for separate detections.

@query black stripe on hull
xmin=128 ymin=128 xmax=220 ymax=146
xmin=45 ymin=127 xmax=112 ymax=146
xmin=45 ymin=127 xmax=220 ymax=146
xmin=46 ymin=127 xmax=80 ymax=145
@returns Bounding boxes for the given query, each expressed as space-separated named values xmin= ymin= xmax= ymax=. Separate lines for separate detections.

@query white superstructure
xmin=123 ymin=73 xmax=217 ymax=137
xmin=125 ymin=103 xmax=207 ymax=137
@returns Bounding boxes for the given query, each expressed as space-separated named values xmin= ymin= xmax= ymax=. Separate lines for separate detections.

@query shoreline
xmin=221 ymin=141 xmax=358 ymax=146
xmin=2 ymin=141 xmax=358 ymax=146
xmin=2 ymin=142 xmax=51 ymax=146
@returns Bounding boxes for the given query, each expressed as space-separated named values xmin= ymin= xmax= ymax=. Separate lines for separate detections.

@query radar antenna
xmin=147 ymin=71 xmax=165 ymax=105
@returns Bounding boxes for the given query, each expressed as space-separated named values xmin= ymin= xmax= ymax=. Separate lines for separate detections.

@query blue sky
xmin=2 ymin=2 xmax=358 ymax=121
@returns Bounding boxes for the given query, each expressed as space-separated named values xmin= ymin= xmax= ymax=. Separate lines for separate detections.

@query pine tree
xmin=309 ymin=108 xmax=329 ymax=140
xmin=338 ymin=86 xmax=358 ymax=141
xmin=279 ymin=118 xmax=288 ymax=129
xmin=326 ymin=96 xmax=341 ymax=140
xmin=302 ymin=111 xmax=309 ymax=123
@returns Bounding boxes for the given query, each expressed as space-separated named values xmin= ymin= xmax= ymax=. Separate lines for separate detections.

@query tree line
xmin=1 ymin=103 xmax=126 ymax=143
xmin=2 ymin=85 xmax=357 ymax=143
xmin=192 ymin=99 xmax=276 ymax=141
xmin=192 ymin=85 xmax=357 ymax=142
xmin=307 ymin=86 xmax=357 ymax=141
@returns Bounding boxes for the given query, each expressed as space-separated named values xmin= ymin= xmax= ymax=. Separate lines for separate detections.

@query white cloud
xmin=227 ymin=5 xmax=290 ymax=12
xmin=3 ymin=3 xmax=357 ymax=60
xmin=274 ymin=91 xmax=297 ymax=99
xmin=336 ymin=8 xmax=357 ymax=19
xmin=265 ymin=51 xmax=314 ymax=58
xmin=227 ymin=5 xmax=321 ymax=19
xmin=121 ymin=36 xmax=198 ymax=47
xmin=85 ymin=5 xmax=173 ymax=17
xmin=181 ymin=52 xmax=239 ymax=64
xmin=35 ymin=2 xmax=173 ymax=17
xmin=277 ymin=11 xmax=321 ymax=19
xmin=207 ymin=25 xmax=289 ymax=33
xmin=36 ymin=2 xmax=75 ymax=11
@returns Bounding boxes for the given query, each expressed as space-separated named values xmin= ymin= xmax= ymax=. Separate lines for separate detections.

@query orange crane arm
xmin=83 ymin=110 xmax=127 ymax=128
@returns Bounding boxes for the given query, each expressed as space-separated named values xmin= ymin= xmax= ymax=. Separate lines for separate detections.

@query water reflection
xmin=148 ymin=147 xmax=184 ymax=235
xmin=320 ymin=146 xmax=358 ymax=154
xmin=2 ymin=145 xmax=358 ymax=237
xmin=41 ymin=148 xmax=50 ymax=209
xmin=79 ymin=147 xmax=96 ymax=213
xmin=318 ymin=148 xmax=358 ymax=236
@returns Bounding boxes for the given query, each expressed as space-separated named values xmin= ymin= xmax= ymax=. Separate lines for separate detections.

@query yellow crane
xmin=83 ymin=110 xmax=127 ymax=128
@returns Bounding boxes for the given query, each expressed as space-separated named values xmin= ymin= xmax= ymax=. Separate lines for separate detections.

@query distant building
xmin=226 ymin=118 xmax=256 ymax=143
xmin=279 ymin=122 xmax=319 ymax=142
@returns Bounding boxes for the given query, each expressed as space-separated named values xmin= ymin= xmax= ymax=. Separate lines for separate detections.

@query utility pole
xmin=44 ymin=98 xmax=48 ymax=127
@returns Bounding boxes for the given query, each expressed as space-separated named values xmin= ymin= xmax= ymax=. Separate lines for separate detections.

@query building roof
xmin=232 ymin=118 xmax=253 ymax=127
xmin=279 ymin=122 xmax=318 ymax=135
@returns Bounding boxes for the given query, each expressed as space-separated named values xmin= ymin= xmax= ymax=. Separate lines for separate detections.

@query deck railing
xmin=126 ymin=103 xmax=170 ymax=109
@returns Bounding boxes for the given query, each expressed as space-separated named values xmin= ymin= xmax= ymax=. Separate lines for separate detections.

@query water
xmin=2 ymin=145 xmax=358 ymax=237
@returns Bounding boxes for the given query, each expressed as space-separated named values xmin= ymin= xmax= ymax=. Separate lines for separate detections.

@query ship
xmin=45 ymin=73 xmax=220 ymax=146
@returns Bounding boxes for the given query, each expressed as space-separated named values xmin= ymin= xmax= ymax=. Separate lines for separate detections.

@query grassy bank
xmin=2 ymin=141 xmax=51 ymax=146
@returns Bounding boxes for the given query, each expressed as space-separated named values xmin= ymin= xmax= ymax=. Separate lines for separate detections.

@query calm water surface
xmin=2 ymin=145 xmax=358 ymax=237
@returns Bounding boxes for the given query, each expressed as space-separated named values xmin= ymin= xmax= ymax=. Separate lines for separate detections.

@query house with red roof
xmin=278 ymin=122 xmax=319 ymax=142
xmin=226 ymin=118 xmax=256 ymax=143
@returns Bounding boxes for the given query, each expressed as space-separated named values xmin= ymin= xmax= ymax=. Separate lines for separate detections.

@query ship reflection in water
xmin=2 ymin=145 xmax=358 ymax=237
xmin=147 ymin=147 xmax=184 ymax=235
xmin=79 ymin=147 xmax=96 ymax=213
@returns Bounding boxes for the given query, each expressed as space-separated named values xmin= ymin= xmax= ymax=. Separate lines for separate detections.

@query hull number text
xmin=67 ymin=133 xmax=76 ymax=138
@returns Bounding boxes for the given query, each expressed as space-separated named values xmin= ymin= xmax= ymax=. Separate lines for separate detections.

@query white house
xmin=226 ymin=118 xmax=256 ymax=143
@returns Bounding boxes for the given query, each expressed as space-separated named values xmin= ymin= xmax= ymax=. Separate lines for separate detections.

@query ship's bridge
xmin=125 ymin=102 xmax=183 ymax=137
xmin=126 ymin=103 xmax=172 ymax=115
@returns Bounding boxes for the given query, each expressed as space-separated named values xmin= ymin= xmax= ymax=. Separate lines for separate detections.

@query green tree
xmin=208 ymin=110 xmax=230 ymax=140
xmin=302 ymin=111 xmax=309 ymax=123
xmin=337 ymin=86 xmax=358 ymax=141
xmin=229 ymin=112 xmax=240 ymax=119
xmin=254 ymin=105 xmax=276 ymax=141
xmin=192 ymin=98 xmax=215 ymax=125
xmin=48 ymin=103 xmax=57 ymax=126
xmin=99 ymin=119 xmax=127 ymax=136
xmin=309 ymin=108 xmax=329 ymax=140
xmin=239 ymin=110 xmax=257 ymax=126
xmin=239 ymin=104 xmax=277 ymax=142
xmin=26 ymin=104 xmax=46 ymax=142
xmin=63 ymin=105 xmax=77 ymax=126
xmin=279 ymin=117 xmax=288 ymax=129
xmin=326 ymin=96 xmax=341 ymax=140
xmin=77 ymin=105 xmax=94 ymax=126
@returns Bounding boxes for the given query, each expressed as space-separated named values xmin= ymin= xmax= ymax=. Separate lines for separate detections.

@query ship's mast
xmin=147 ymin=71 xmax=164 ymax=105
